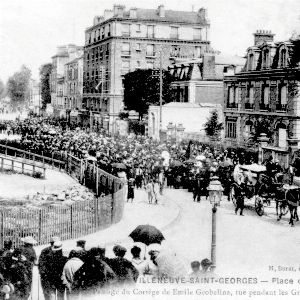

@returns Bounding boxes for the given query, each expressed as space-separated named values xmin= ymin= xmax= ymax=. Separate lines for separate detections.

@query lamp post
xmin=207 ymin=176 xmax=224 ymax=272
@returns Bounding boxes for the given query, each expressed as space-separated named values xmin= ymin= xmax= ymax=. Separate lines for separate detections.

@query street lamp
xmin=207 ymin=176 xmax=224 ymax=272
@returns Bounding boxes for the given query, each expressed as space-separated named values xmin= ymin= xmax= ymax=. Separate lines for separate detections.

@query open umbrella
xmin=129 ymin=225 xmax=165 ymax=259
xmin=129 ymin=225 xmax=165 ymax=246
xmin=111 ymin=163 xmax=126 ymax=170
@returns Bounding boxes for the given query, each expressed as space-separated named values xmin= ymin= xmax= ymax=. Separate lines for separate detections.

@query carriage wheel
xmin=255 ymin=196 xmax=264 ymax=216
xmin=229 ymin=185 xmax=237 ymax=207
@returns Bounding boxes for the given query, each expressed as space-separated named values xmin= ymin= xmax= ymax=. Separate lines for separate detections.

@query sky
xmin=0 ymin=0 xmax=299 ymax=82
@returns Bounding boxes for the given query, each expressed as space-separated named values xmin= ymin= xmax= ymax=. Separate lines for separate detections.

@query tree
xmin=204 ymin=110 xmax=224 ymax=140
xmin=123 ymin=69 xmax=174 ymax=118
xmin=6 ymin=65 xmax=31 ymax=110
xmin=249 ymin=117 xmax=275 ymax=143
xmin=0 ymin=79 xmax=5 ymax=99
xmin=39 ymin=63 xmax=52 ymax=110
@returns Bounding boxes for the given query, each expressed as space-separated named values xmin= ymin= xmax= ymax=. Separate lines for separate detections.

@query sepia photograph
xmin=0 ymin=0 xmax=300 ymax=299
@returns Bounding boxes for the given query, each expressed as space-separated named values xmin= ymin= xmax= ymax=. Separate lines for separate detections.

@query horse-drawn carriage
xmin=229 ymin=163 xmax=300 ymax=225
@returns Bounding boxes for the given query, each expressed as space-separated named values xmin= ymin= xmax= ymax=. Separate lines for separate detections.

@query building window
xmin=227 ymin=86 xmax=237 ymax=108
xmin=248 ymin=54 xmax=254 ymax=71
xmin=262 ymin=49 xmax=269 ymax=69
xmin=277 ymin=85 xmax=287 ymax=111
xmin=136 ymin=61 xmax=141 ymax=69
xmin=121 ymin=42 xmax=130 ymax=55
xmin=122 ymin=23 xmax=130 ymax=36
xmin=147 ymin=25 xmax=155 ymax=38
xmin=136 ymin=24 xmax=141 ymax=32
xmin=193 ymin=28 xmax=202 ymax=40
xmin=146 ymin=61 xmax=154 ymax=69
xmin=136 ymin=43 xmax=141 ymax=51
xmin=101 ymin=27 xmax=105 ymax=39
xmin=244 ymin=121 xmax=253 ymax=140
xmin=226 ymin=119 xmax=237 ymax=138
xmin=121 ymin=60 xmax=130 ymax=74
xmin=194 ymin=46 xmax=202 ymax=58
xmin=170 ymin=26 xmax=179 ymax=39
xmin=261 ymin=85 xmax=269 ymax=110
xmin=146 ymin=44 xmax=155 ymax=57
xmin=170 ymin=45 xmax=180 ymax=58
xmin=245 ymin=86 xmax=254 ymax=109
xmin=280 ymin=49 xmax=287 ymax=68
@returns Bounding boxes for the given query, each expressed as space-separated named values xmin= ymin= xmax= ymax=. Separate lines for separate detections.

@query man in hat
xmin=19 ymin=236 xmax=37 ymax=293
xmin=39 ymin=236 xmax=60 ymax=300
xmin=76 ymin=240 xmax=87 ymax=262
xmin=109 ymin=245 xmax=139 ymax=285
xmin=41 ymin=241 xmax=67 ymax=300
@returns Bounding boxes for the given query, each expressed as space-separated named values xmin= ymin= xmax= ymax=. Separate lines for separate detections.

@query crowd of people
xmin=0 ymin=117 xmax=257 ymax=201
xmin=0 ymin=235 xmax=214 ymax=299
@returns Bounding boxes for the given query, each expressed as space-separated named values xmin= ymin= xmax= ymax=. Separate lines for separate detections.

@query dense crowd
xmin=0 ymin=117 xmax=257 ymax=199
xmin=0 ymin=236 xmax=214 ymax=299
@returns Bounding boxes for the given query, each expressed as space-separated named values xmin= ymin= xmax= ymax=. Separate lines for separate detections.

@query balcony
xmin=245 ymin=103 xmax=254 ymax=110
xmin=259 ymin=103 xmax=270 ymax=111
xmin=227 ymin=102 xmax=238 ymax=109
xmin=276 ymin=104 xmax=287 ymax=111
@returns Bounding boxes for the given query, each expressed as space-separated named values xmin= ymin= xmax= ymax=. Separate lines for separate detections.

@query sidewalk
xmin=35 ymin=188 xmax=180 ymax=257
xmin=32 ymin=188 xmax=180 ymax=299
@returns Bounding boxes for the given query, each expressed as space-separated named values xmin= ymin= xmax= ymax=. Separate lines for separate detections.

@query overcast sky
xmin=0 ymin=0 xmax=299 ymax=82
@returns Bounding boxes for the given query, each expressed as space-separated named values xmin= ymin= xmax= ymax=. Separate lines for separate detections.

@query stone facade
xmin=224 ymin=31 xmax=300 ymax=166
xmin=83 ymin=4 xmax=211 ymax=133
xmin=148 ymin=53 xmax=245 ymax=140
xmin=50 ymin=45 xmax=83 ymax=117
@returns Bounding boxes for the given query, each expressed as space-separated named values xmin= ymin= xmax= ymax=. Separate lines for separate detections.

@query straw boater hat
xmin=52 ymin=241 xmax=63 ymax=251
xmin=20 ymin=236 xmax=37 ymax=245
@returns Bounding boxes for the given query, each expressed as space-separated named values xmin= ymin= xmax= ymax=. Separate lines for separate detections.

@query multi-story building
xmin=148 ymin=52 xmax=244 ymax=140
xmin=83 ymin=4 xmax=211 ymax=132
xmin=50 ymin=44 xmax=83 ymax=117
xmin=28 ymin=79 xmax=41 ymax=115
xmin=224 ymin=30 xmax=300 ymax=166
xmin=64 ymin=54 xmax=84 ymax=125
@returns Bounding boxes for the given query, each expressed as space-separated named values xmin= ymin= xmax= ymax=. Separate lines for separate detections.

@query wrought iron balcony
xmin=259 ymin=103 xmax=270 ymax=111
xmin=276 ymin=104 xmax=287 ymax=111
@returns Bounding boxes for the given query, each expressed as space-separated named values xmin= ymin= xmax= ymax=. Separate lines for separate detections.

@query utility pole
xmin=159 ymin=51 xmax=163 ymax=139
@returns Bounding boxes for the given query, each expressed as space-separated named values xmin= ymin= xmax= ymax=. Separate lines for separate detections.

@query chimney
xmin=198 ymin=8 xmax=207 ymax=20
xmin=253 ymin=29 xmax=275 ymax=46
xmin=93 ymin=16 xmax=104 ymax=25
xmin=113 ymin=4 xmax=125 ymax=17
xmin=129 ymin=8 xmax=137 ymax=18
xmin=104 ymin=9 xmax=113 ymax=20
xmin=158 ymin=5 xmax=165 ymax=18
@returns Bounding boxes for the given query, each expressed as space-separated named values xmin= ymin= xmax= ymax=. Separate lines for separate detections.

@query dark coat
xmin=108 ymin=257 xmax=139 ymax=284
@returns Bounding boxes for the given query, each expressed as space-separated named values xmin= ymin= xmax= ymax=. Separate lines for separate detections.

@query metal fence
xmin=0 ymin=144 xmax=125 ymax=247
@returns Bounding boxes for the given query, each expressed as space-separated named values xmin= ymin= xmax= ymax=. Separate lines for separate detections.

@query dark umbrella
xmin=111 ymin=163 xmax=126 ymax=170
xmin=129 ymin=225 xmax=165 ymax=246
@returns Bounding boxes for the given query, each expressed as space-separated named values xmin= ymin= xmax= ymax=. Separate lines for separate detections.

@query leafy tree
xmin=39 ymin=63 xmax=52 ymax=110
xmin=249 ymin=117 xmax=275 ymax=143
xmin=6 ymin=65 xmax=31 ymax=110
xmin=204 ymin=110 xmax=224 ymax=139
xmin=123 ymin=69 xmax=174 ymax=119
xmin=0 ymin=79 xmax=5 ymax=99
